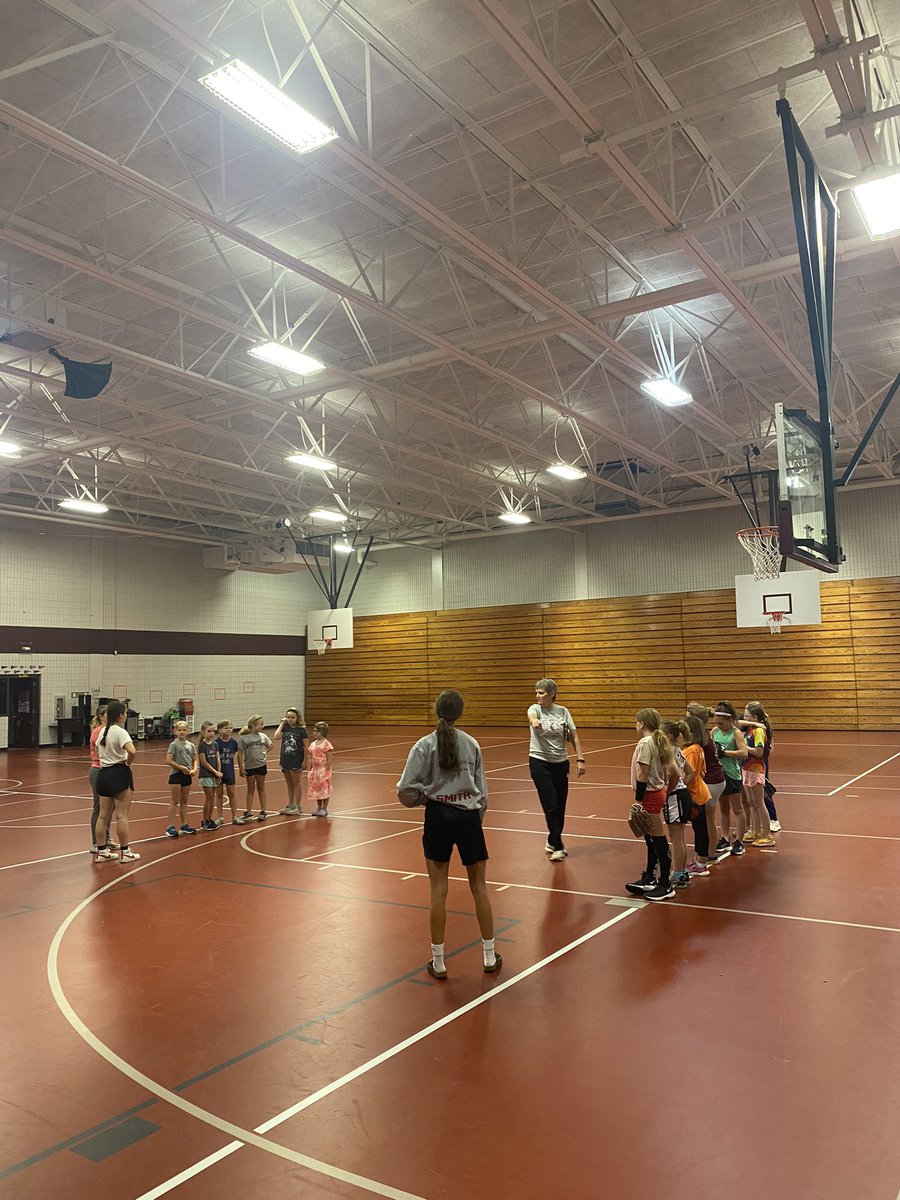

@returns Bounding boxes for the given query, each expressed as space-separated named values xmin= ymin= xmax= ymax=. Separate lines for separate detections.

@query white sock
xmin=482 ymin=938 xmax=496 ymax=967
xmin=431 ymin=943 xmax=445 ymax=971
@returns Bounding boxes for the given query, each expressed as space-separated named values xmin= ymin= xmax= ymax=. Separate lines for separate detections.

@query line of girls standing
xmin=88 ymin=707 xmax=335 ymax=858
xmin=625 ymin=699 xmax=777 ymax=901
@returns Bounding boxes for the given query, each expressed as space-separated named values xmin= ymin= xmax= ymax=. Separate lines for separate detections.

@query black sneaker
xmin=625 ymin=872 xmax=657 ymax=896
xmin=715 ymin=837 xmax=730 ymax=855
xmin=730 ymin=840 xmax=745 ymax=856
xmin=644 ymin=882 xmax=675 ymax=902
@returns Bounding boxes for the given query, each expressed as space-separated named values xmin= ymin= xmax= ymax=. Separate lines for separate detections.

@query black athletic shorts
xmin=723 ymin=776 xmax=742 ymax=796
xmin=245 ymin=765 xmax=268 ymax=777
xmin=422 ymin=801 xmax=488 ymax=866
xmin=169 ymin=771 xmax=192 ymax=787
xmin=97 ymin=763 xmax=134 ymax=797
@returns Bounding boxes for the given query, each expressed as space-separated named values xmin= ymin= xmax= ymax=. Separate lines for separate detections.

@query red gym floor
xmin=1 ymin=728 xmax=899 ymax=1200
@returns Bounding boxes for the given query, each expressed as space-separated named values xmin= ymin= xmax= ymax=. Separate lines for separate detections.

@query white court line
xmin=251 ymin=851 xmax=900 ymax=935
xmin=47 ymin=834 xmax=428 ymax=1200
xmin=827 ymin=751 xmax=900 ymax=796
xmin=130 ymin=906 xmax=640 ymax=1199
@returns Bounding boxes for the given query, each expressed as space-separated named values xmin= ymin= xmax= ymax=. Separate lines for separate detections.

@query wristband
xmin=576 ymin=758 xmax=585 ymax=762
xmin=634 ymin=780 xmax=647 ymax=803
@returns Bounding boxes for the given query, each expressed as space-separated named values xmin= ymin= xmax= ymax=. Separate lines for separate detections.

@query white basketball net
xmin=765 ymin=611 xmax=791 ymax=634
xmin=737 ymin=526 xmax=781 ymax=581
xmin=312 ymin=639 xmax=330 ymax=656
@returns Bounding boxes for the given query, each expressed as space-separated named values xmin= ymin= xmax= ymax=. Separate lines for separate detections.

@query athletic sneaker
xmin=179 ymin=824 xmax=197 ymax=835
xmin=165 ymin=825 xmax=179 ymax=838
xmin=257 ymin=811 xmax=268 ymax=822
xmin=214 ymin=817 xmax=225 ymax=827
xmin=715 ymin=837 xmax=730 ymax=855
xmin=549 ymin=849 xmax=566 ymax=861
xmin=730 ymin=840 xmax=745 ymax=856
xmin=232 ymin=815 xmax=250 ymax=825
xmin=672 ymin=870 xmax=690 ymax=889
xmin=770 ymin=820 xmax=782 ymax=832
xmin=315 ymin=807 xmax=328 ymax=817
xmin=544 ymin=842 xmax=553 ymax=853
xmin=280 ymin=805 xmax=301 ymax=816
xmin=94 ymin=846 xmax=117 ymax=860
xmin=119 ymin=849 xmax=141 ymax=861
xmin=742 ymin=831 xmax=757 ymax=843
xmin=686 ymin=860 xmax=710 ymax=877
xmin=644 ymin=882 xmax=675 ymax=902
xmin=625 ymin=872 xmax=657 ymax=895
xmin=753 ymin=835 xmax=776 ymax=847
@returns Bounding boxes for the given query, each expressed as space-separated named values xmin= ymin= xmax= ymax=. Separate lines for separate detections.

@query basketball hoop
xmin=737 ymin=526 xmax=781 ymax=580
xmin=311 ymin=638 xmax=333 ymax=656
xmin=766 ymin=611 xmax=790 ymax=634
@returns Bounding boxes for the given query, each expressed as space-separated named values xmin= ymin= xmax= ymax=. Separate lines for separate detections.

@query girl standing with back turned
xmin=397 ymin=689 xmax=500 ymax=980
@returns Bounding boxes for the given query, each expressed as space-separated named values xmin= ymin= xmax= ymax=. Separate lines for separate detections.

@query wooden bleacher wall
xmin=305 ymin=577 xmax=900 ymax=730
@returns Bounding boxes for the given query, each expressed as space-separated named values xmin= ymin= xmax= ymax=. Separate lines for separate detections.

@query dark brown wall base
xmin=0 ymin=627 xmax=306 ymax=656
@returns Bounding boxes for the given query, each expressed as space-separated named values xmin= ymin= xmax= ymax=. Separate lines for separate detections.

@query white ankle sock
xmin=482 ymin=938 xmax=496 ymax=967
xmin=431 ymin=943 xmax=445 ymax=971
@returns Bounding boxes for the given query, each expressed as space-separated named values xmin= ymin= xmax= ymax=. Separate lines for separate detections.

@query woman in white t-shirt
xmin=527 ymin=678 xmax=586 ymax=862
xmin=94 ymin=700 xmax=139 ymax=862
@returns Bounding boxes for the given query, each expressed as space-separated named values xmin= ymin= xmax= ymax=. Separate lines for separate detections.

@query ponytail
xmin=635 ymin=707 xmax=675 ymax=771
xmin=239 ymin=714 xmax=263 ymax=737
xmin=434 ymin=689 xmax=465 ymax=772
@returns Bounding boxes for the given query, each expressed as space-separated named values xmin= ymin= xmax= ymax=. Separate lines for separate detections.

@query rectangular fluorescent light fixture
xmin=334 ymin=539 xmax=354 ymax=554
xmin=249 ymin=343 xmax=325 ymax=376
xmin=199 ymin=60 xmax=338 ymax=155
xmin=0 ymin=439 xmax=22 ymax=456
xmin=547 ymin=463 xmax=586 ymax=481
xmin=309 ymin=508 xmax=345 ymax=523
xmin=59 ymin=498 xmax=109 ymax=515
xmin=286 ymin=452 xmax=336 ymax=472
xmin=499 ymin=511 xmax=531 ymax=525
xmin=853 ymin=171 xmax=900 ymax=238
xmin=640 ymin=378 xmax=693 ymax=407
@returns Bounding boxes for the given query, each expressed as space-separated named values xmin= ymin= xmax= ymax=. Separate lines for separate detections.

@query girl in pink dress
xmin=307 ymin=722 xmax=334 ymax=816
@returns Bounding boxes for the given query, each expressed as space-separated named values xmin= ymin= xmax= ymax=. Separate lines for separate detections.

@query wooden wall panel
xmin=304 ymin=612 xmax=430 ymax=725
xmin=543 ymin=595 xmax=687 ymax=726
xmin=682 ymin=582 xmax=856 ymax=730
xmin=305 ymin=575 xmax=900 ymax=731
xmin=849 ymin=577 xmax=900 ymax=730
xmin=427 ymin=604 xmax=544 ymax=726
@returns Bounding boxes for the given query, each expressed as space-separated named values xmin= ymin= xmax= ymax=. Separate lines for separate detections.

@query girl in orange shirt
xmin=682 ymin=715 xmax=716 ymax=873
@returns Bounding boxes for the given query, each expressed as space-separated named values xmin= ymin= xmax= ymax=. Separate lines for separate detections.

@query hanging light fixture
xmin=249 ymin=343 xmax=325 ymax=375
xmin=199 ymin=60 xmax=338 ymax=155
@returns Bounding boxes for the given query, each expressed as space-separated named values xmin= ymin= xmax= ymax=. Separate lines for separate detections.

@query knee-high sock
xmin=652 ymin=836 xmax=671 ymax=884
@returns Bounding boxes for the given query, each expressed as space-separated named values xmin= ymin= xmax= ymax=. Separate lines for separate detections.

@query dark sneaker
xmin=730 ymin=840 xmax=745 ymax=856
xmin=715 ymin=837 xmax=730 ymax=854
xmin=625 ymin=872 xmax=657 ymax=896
xmin=644 ymin=882 xmax=675 ymax=902
xmin=180 ymin=824 xmax=197 ymax=835
xmin=165 ymin=825 xmax=179 ymax=838
xmin=672 ymin=870 xmax=691 ymax=889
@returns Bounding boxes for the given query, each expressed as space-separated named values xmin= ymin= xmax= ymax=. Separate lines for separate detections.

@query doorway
xmin=9 ymin=675 xmax=40 ymax=748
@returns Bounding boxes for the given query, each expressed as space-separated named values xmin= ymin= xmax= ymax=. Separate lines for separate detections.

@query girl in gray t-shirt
xmin=236 ymin=715 xmax=273 ymax=822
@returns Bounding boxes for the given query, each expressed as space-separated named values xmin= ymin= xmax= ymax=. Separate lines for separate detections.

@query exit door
xmin=10 ymin=676 xmax=40 ymax=749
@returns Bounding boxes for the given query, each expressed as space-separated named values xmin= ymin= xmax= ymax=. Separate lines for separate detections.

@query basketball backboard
xmin=735 ymin=569 xmax=821 ymax=629
xmin=775 ymin=404 xmax=843 ymax=573
xmin=306 ymin=606 xmax=353 ymax=649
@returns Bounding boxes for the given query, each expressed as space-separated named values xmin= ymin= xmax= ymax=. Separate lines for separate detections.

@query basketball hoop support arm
xmin=836 ymin=368 xmax=900 ymax=488
xmin=777 ymin=97 xmax=842 ymax=567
